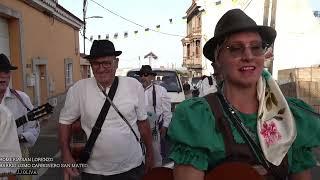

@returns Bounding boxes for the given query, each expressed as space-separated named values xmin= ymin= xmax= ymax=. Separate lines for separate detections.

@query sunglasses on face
xmin=90 ymin=61 xmax=113 ymax=69
xmin=223 ymin=41 xmax=269 ymax=58
xmin=139 ymin=73 xmax=150 ymax=77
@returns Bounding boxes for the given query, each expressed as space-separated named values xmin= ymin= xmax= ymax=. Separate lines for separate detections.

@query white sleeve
xmin=0 ymin=105 xmax=21 ymax=173
xmin=59 ymin=85 xmax=81 ymax=125
xmin=135 ymin=82 xmax=148 ymax=121
xmin=20 ymin=92 xmax=40 ymax=147
xmin=160 ymin=87 xmax=172 ymax=127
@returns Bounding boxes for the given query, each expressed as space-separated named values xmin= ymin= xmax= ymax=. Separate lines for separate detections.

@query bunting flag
xmin=114 ymin=33 xmax=118 ymax=39
xmin=156 ymin=25 xmax=160 ymax=31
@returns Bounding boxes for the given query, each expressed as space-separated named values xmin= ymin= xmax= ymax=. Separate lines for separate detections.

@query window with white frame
xmin=64 ymin=58 xmax=73 ymax=87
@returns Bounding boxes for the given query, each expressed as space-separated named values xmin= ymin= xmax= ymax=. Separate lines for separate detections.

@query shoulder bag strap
xmin=79 ymin=76 xmax=119 ymax=163
xmin=152 ymin=84 xmax=156 ymax=113
xmin=10 ymin=88 xmax=31 ymax=111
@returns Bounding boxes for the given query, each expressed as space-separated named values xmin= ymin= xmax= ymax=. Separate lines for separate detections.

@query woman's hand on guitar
xmin=63 ymin=152 xmax=80 ymax=177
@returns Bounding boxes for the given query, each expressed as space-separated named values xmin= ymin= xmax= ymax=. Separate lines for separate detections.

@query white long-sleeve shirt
xmin=199 ymin=75 xmax=218 ymax=97
xmin=1 ymin=87 xmax=40 ymax=147
xmin=0 ymin=104 xmax=22 ymax=173
xmin=144 ymin=84 xmax=172 ymax=128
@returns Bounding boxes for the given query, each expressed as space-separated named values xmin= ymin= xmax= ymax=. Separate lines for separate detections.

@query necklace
xmin=220 ymin=88 xmax=259 ymax=143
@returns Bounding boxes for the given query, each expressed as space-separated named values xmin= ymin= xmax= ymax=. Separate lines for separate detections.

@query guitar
xmin=70 ymin=119 xmax=87 ymax=163
xmin=15 ymin=103 xmax=54 ymax=128
xmin=143 ymin=162 xmax=265 ymax=180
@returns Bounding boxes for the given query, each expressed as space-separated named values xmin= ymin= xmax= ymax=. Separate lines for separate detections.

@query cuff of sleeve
xmin=138 ymin=115 xmax=148 ymax=121
xmin=162 ymin=120 xmax=170 ymax=128
xmin=59 ymin=119 xmax=77 ymax=125
xmin=21 ymin=132 xmax=36 ymax=147
xmin=169 ymin=143 xmax=208 ymax=171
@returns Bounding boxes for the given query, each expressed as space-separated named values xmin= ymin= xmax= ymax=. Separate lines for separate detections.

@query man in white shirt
xmin=59 ymin=40 xmax=154 ymax=180
xmin=0 ymin=54 xmax=39 ymax=147
xmin=0 ymin=54 xmax=39 ymax=180
xmin=136 ymin=65 xmax=172 ymax=167
xmin=0 ymin=104 xmax=22 ymax=176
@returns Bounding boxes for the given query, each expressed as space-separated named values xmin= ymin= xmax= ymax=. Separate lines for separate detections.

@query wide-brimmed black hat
xmin=136 ymin=65 xmax=157 ymax=76
xmin=0 ymin=53 xmax=17 ymax=71
xmin=84 ymin=40 xmax=122 ymax=60
xmin=203 ymin=9 xmax=277 ymax=62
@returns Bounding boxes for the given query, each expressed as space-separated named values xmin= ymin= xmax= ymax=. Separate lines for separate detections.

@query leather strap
xmin=10 ymin=89 xmax=31 ymax=111
xmin=78 ymin=77 xmax=119 ymax=163
xmin=152 ymin=84 xmax=156 ymax=113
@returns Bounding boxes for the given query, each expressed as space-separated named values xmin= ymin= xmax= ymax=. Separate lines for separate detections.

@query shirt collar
xmin=1 ymin=87 xmax=13 ymax=104
xmin=144 ymin=83 xmax=153 ymax=91
xmin=3 ymin=87 xmax=13 ymax=99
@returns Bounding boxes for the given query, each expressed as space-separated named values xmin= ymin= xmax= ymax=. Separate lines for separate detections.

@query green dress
xmin=167 ymin=97 xmax=320 ymax=174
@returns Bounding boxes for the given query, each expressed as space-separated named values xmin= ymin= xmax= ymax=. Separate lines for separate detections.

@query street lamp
xmin=83 ymin=16 xmax=103 ymax=54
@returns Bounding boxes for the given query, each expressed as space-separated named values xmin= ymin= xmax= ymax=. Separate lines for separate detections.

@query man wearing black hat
xmin=136 ymin=65 xmax=172 ymax=167
xmin=59 ymin=40 xmax=154 ymax=179
xmin=0 ymin=53 xmax=40 ymax=179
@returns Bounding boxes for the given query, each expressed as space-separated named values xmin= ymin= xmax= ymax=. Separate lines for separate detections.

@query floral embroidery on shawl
xmin=260 ymin=120 xmax=282 ymax=147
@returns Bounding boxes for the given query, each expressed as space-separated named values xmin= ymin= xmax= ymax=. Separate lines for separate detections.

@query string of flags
xmin=87 ymin=0 xmax=187 ymax=41
xmin=87 ymin=17 xmax=186 ymax=41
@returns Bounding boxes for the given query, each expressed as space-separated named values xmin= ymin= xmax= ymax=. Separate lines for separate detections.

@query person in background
xmin=183 ymin=82 xmax=192 ymax=99
xmin=168 ymin=9 xmax=320 ymax=180
xmin=136 ymin=65 xmax=172 ymax=167
xmin=59 ymin=40 xmax=154 ymax=180
xmin=0 ymin=53 xmax=40 ymax=180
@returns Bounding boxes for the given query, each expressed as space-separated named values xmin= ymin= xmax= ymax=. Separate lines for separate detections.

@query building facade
xmin=278 ymin=65 xmax=320 ymax=108
xmin=181 ymin=0 xmax=250 ymax=77
xmin=0 ymin=0 xmax=83 ymax=106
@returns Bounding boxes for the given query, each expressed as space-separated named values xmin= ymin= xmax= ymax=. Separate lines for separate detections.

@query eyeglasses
xmin=139 ymin=73 xmax=150 ymax=77
xmin=223 ymin=42 xmax=269 ymax=58
xmin=90 ymin=61 xmax=113 ymax=69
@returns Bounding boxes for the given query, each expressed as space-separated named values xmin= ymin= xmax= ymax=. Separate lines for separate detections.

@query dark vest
xmin=204 ymin=93 xmax=289 ymax=180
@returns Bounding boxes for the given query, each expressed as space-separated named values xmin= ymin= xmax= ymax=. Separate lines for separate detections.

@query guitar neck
xmin=16 ymin=116 xmax=28 ymax=128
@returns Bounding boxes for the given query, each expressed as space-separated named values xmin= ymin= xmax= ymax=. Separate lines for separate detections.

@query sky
xmin=59 ymin=0 xmax=190 ymax=70
xmin=59 ymin=0 xmax=320 ymax=70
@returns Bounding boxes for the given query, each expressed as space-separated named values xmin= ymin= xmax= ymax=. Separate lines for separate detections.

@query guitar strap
xmin=78 ymin=76 xmax=119 ymax=164
xmin=10 ymin=89 xmax=31 ymax=111
xmin=204 ymin=93 xmax=285 ymax=179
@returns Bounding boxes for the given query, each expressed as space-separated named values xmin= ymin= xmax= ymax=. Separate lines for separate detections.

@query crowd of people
xmin=0 ymin=8 xmax=319 ymax=180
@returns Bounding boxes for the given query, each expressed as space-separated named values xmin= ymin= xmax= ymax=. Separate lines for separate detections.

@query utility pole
xmin=83 ymin=0 xmax=87 ymax=54
xmin=263 ymin=0 xmax=277 ymax=75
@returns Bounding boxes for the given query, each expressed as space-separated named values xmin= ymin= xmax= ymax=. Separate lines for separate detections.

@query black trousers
xmin=81 ymin=164 xmax=144 ymax=180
